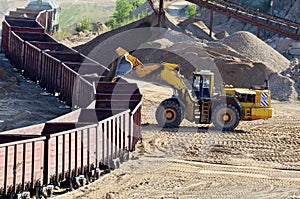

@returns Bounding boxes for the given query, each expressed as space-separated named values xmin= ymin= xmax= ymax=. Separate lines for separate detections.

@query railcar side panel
xmin=0 ymin=136 xmax=45 ymax=195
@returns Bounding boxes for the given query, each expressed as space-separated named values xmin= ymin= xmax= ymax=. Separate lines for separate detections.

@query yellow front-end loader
xmin=106 ymin=47 xmax=273 ymax=131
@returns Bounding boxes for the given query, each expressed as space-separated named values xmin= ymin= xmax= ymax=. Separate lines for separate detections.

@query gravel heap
xmin=137 ymin=37 xmax=298 ymax=101
xmin=74 ymin=13 xmax=182 ymax=66
xmin=219 ymin=31 xmax=297 ymax=100
xmin=75 ymin=14 xmax=298 ymax=101
xmin=291 ymin=64 xmax=300 ymax=100
xmin=221 ymin=31 xmax=290 ymax=73
xmin=283 ymin=59 xmax=300 ymax=100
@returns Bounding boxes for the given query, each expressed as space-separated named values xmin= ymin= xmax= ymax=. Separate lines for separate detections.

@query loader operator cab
xmin=192 ymin=70 xmax=214 ymax=100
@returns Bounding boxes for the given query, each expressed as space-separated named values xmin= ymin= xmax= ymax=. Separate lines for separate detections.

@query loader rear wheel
xmin=155 ymin=100 xmax=182 ymax=128
xmin=212 ymin=104 xmax=240 ymax=131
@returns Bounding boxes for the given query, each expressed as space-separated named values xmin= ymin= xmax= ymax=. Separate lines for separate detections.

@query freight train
xmin=0 ymin=4 xmax=142 ymax=199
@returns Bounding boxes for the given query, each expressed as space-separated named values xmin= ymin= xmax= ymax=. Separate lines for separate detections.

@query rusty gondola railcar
xmin=0 ymin=5 xmax=142 ymax=199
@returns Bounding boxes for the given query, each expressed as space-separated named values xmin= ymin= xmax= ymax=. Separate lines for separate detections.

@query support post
xmin=158 ymin=0 xmax=164 ymax=27
xmin=147 ymin=0 xmax=158 ymax=14
xmin=209 ymin=8 xmax=214 ymax=37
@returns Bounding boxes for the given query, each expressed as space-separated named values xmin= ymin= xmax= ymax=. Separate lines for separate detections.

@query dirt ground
xmin=57 ymin=82 xmax=300 ymax=199
xmin=0 ymin=53 xmax=70 ymax=131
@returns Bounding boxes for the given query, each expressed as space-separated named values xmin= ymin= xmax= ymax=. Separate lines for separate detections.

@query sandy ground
xmin=56 ymin=81 xmax=300 ymax=199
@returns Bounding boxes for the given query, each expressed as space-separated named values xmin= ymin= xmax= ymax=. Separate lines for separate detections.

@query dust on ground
xmin=57 ymin=82 xmax=300 ymax=199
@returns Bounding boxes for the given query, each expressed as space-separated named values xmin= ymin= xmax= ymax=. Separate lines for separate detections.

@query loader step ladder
xmin=200 ymin=100 xmax=210 ymax=123
xmin=194 ymin=104 xmax=201 ymax=121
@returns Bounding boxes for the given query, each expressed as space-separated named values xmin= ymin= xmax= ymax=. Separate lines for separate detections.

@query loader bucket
xmin=115 ymin=57 xmax=133 ymax=76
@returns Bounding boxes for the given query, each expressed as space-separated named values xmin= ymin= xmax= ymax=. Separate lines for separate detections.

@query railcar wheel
xmin=155 ymin=100 xmax=182 ymax=128
xmin=113 ymin=158 xmax=121 ymax=169
xmin=123 ymin=151 xmax=130 ymax=162
xmin=212 ymin=104 xmax=240 ymax=131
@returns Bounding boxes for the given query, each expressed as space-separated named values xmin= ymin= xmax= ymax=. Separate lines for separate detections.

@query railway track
xmin=0 ymin=6 xmax=142 ymax=199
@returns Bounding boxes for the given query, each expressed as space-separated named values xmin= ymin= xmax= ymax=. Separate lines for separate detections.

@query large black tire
xmin=212 ymin=104 xmax=240 ymax=131
xmin=155 ymin=100 xmax=182 ymax=128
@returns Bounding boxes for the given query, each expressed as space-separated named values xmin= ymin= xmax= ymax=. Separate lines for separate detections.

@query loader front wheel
xmin=212 ymin=104 xmax=240 ymax=131
xmin=155 ymin=100 xmax=182 ymax=128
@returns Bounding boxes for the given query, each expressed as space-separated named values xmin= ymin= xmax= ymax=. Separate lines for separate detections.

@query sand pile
xmin=185 ymin=21 xmax=216 ymax=41
xmin=221 ymin=31 xmax=290 ymax=73
xmin=136 ymin=38 xmax=298 ymax=101
xmin=291 ymin=64 xmax=300 ymax=100
xmin=74 ymin=14 xmax=298 ymax=101
xmin=219 ymin=31 xmax=297 ymax=100
xmin=283 ymin=59 xmax=300 ymax=100
xmin=130 ymin=42 xmax=222 ymax=87
xmin=74 ymin=13 xmax=182 ymax=66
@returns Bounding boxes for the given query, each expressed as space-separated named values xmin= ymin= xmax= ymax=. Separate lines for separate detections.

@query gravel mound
xmin=203 ymin=42 xmax=298 ymax=101
xmin=186 ymin=21 xmax=216 ymax=41
xmin=221 ymin=31 xmax=290 ymax=73
xmin=74 ymin=13 xmax=183 ymax=67
xmin=138 ymin=40 xmax=298 ymax=101
xmin=269 ymin=73 xmax=298 ymax=101
xmin=74 ymin=14 xmax=298 ymax=101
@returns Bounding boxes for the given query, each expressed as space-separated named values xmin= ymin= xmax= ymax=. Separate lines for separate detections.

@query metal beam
xmin=147 ymin=0 xmax=158 ymax=15
xmin=158 ymin=0 xmax=164 ymax=27
xmin=185 ymin=0 xmax=300 ymax=40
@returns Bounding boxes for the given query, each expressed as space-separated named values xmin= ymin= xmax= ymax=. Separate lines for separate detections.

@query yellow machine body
xmin=225 ymin=88 xmax=273 ymax=120
xmin=110 ymin=47 xmax=273 ymax=130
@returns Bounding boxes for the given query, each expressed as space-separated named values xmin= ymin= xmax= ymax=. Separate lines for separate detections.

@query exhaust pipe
xmin=265 ymin=79 xmax=269 ymax=89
